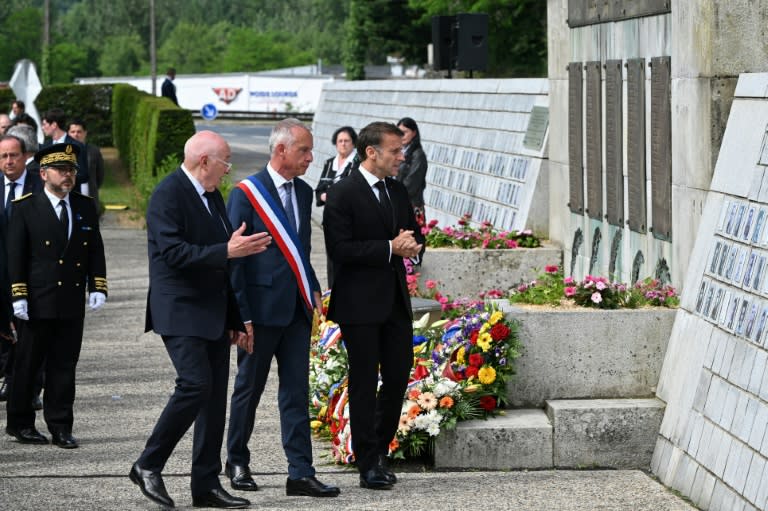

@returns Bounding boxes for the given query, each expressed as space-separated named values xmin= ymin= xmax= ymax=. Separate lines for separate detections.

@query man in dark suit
xmin=5 ymin=142 xmax=107 ymax=450
xmin=41 ymin=109 xmax=89 ymax=196
xmin=323 ymin=122 xmax=423 ymax=490
xmin=225 ymin=118 xmax=339 ymax=498
xmin=161 ymin=67 xmax=178 ymax=106
xmin=129 ymin=131 xmax=271 ymax=510
xmin=0 ymin=134 xmax=43 ymax=402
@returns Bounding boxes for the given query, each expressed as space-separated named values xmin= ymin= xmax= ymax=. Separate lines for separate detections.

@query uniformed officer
xmin=5 ymin=142 xmax=107 ymax=449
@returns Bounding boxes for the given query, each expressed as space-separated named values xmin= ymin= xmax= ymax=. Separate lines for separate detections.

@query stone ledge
xmin=548 ymin=398 xmax=666 ymax=469
xmin=433 ymin=409 xmax=553 ymax=470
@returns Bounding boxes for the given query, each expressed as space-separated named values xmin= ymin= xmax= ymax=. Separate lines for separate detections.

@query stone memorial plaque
xmin=650 ymin=56 xmax=672 ymax=240
xmin=605 ymin=60 xmax=623 ymax=226
xmin=655 ymin=74 xmax=768 ymax=511
xmin=568 ymin=0 xmax=671 ymax=27
xmin=568 ymin=62 xmax=584 ymax=214
xmin=760 ymin=126 xmax=768 ymax=166
xmin=523 ymin=106 xmax=549 ymax=151
xmin=627 ymin=58 xmax=646 ymax=233
xmin=585 ymin=61 xmax=603 ymax=220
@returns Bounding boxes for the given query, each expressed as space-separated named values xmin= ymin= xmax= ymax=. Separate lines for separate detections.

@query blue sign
xmin=201 ymin=103 xmax=218 ymax=120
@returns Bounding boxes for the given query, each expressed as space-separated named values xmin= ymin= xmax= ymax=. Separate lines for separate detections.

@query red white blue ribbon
xmin=237 ymin=176 xmax=313 ymax=311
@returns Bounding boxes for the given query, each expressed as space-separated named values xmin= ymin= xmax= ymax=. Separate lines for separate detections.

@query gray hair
xmin=268 ymin=118 xmax=308 ymax=154
xmin=7 ymin=124 xmax=38 ymax=153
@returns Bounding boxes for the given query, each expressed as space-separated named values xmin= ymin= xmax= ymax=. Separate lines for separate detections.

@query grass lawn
xmin=99 ymin=147 xmax=146 ymax=227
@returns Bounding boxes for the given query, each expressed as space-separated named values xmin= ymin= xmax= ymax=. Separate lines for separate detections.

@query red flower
xmin=465 ymin=366 xmax=479 ymax=378
xmin=545 ymin=265 xmax=559 ymax=274
xmin=479 ymin=396 xmax=497 ymax=411
xmin=490 ymin=323 xmax=510 ymax=341
xmin=469 ymin=353 xmax=484 ymax=367
xmin=469 ymin=330 xmax=479 ymax=345
xmin=411 ymin=363 xmax=429 ymax=381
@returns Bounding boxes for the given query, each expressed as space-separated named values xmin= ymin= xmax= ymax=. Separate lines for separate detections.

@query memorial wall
xmin=653 ymin=73 xmax=768 ymax=511
xmin=306 ymin=79 xmax=550 ymax=236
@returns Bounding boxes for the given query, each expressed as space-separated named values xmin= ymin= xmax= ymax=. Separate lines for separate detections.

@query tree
xmin=99 ymin=34 xmax=147 ymax=76
xmin=50 ymin=42 xmax=90 ymax=84
xmin=0 ymin=7 xmax=43 ymax=79
xmin=343 ymin=0 xmax=369 ymax=80
xmin=221 ymin=29 xmax=314 ymax=72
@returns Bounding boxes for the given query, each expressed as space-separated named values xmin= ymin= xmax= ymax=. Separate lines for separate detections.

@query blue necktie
xmin=283 ymin=182 xmax=297 ymax=233
xmin=5 ymin=181 xmax=17 ymax=219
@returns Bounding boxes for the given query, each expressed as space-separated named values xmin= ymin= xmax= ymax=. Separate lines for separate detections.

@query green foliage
xmin=422 ymin=214 xmax=542 ymax=249
xmin=111 ymin=83 xmax=195 ymax=215
xmin=509 ymin=267 xmax=565 ymax=306
xmin=99 ymin=34 xmax=147 ymax=76
xmin=36 ymin=84 xmax=114 ymax=147
xmin=49 ymin=43 xmax=91 ymax=85
xmin=343 ymin=0 xmax=368 ymax=80
xmin=0 ymin=7 xmax=43 ymax=79
xmin=221 ymin=29 xmax=314 ymax=73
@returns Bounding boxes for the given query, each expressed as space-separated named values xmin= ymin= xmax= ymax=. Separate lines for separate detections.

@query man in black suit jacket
xmin=161 ymin=67 xmax=178 ymax=106
xmin=5 ymin=143 xmax=107 ymax=450
xmin=41 ymin=109 xmax=90 ymax=196
xmin=225 ymin=119 xmax=339 ymax=498
xmin=0 ymin=134 xmax=43 ymax=402
xmin=129 ymin=131 xmax=271 ymax=510
xmin=323 ymin=122 xmax=423 ymax=490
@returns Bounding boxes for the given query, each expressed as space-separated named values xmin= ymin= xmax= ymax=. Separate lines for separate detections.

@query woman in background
xmin=315 ymin=126 xmax=358 ymax=206
xmin=316 ymin=126 xmax=358 ymax=287
xmin=396 ymin=117 xmax=427 ymax=226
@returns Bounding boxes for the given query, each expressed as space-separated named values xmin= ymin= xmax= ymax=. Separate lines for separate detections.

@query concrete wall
xmin=306 ymin=79 xmax=550 ymax=236
xmin=653 ymin=74 xmax=768 ymax=511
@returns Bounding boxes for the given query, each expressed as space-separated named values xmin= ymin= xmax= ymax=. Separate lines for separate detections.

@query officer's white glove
xmin=89 ymin=292 xmax=106 ymax=311
xmin=13 ymin=300 xmax=29 ymax=321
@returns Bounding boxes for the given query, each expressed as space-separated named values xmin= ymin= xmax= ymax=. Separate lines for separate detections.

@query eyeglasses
xmin=45 ymin=166 xmax=77 ymax=176
xmin=212 ymin=156 xmax=233 ymax=171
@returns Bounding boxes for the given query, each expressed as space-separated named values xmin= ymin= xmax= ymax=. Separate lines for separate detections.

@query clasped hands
xmin=228 ymin=222 xmax=272 ymax=258
xmin=392 ymin=229 xmax=423 ymax=258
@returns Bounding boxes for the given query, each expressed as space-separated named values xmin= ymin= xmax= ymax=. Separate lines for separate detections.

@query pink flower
xmin=544 ymin=265 xmax=559 ymax=274
xmin=425 ymin=280 xmax=437 ymax=289
xmin=564 ymin=286 xmax=576 ymax=297
xmin=584 ymin=280 xmax=593 ymax=289
xmin=517 ymin=283 xmax=528 ymax=293
xmin=563 ymin=276 xmax=574 ymax=285
xmin=421 ymin=226 xmax=430 ymax=235
xmin=591 ymin=292 xmax=602 ymax=304
xmin=595 ymin=281 xmax=606 ymax=291
xmin=505 ymin=239 xmax=518 ymax=248
xmin=428 ymin=219 xmax=438 ymax=228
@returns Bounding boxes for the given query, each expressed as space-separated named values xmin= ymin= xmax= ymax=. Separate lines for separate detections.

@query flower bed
xmin=309 ymin=297 xmax=521 ymax=462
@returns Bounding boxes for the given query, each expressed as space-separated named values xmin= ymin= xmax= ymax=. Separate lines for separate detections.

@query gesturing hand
xmin=392 ymin=229 xmax=423 ymax=258
xmin=227 ymin=222 xmax=272 ymax=259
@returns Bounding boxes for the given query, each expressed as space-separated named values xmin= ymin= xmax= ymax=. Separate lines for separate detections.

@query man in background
xmin=9 ymin=100 xmax=24 ymax=121
xmin=41 ymin=109 xmax=89 ymax=196
xmin=67 ymin=119 xmax=104 ymax=210
xmin=161 ymin=67 xmax=178 ymax=106
xmin=0 ymin=115 xmax=11 ymax=135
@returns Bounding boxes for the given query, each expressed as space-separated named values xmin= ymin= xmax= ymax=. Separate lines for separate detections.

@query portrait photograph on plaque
xmin=744 ymin=302 xmax=759 ymax=339
xmin=753 ymin=255 xmax=767 ymax=291
xmin=731 ymin=203 xmax=747 ymax=238
xmin=702 ymin=285 xmax=716 ymax=318
xmin=743 ymin=252 xmax=757 ymax=288
xmin=724 ymin=246 xmax=742 ymax=281
xmin=718 ymin=243 xmax=732 ymax=277
xmin=718 ymin=200 xmax=731 ymax=233
xmin=726 ymin=294 xmax=741 ymax=331
xmin=736 ymin=298 xmax=751 ymax=336
xmin=752 ymin=208 xmax=767 ymax=244
xmin=710 ymin=287 xmax=725 ymax=322
xmin=755 ymin=305 xmax=768 ymax=344
xmin=743 ymin=206 xmax=756 ymax=241
xmin=695 ymin=279 xmax=709 ymax=314
xmin=732 ymin=249 xmax=748 ymax=284
xmin=725 ymin=201 xmax=739 ymax=235
xmin=709 ymin=241 xmax=723 ymax=275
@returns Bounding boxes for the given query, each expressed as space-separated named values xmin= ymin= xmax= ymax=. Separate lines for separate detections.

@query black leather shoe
xmin=31 ymin=395 xmax=43 ymax=411
xmin=128 ymin=462 xmax=175 ymax=508
xmin=192 ymin=488 xmax=250 ymax=509
xmin=0 ymin=381 xmax=8 ymax=401
xmin=5 ymin=426 xmax=48 ymax=444
xmin=225 ymin=462 xmax=258 ymax=491
xmin=286 ymin=476 xmax=340 ymax=497
xmin=51 ymin=431 xmax=79 ymax=449
xmin=359 ymin=466 xmax=393 ymax=490
xmin=377 ymin=455 xmax=397 ymax=484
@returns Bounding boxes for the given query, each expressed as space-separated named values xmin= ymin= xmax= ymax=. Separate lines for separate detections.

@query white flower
xmin=316 ymin=372 xmax=330 ymax=386
xmin=432 ymin=379 xmax=459 ymax=398
xmin=595 ymin=281 xmax=606 ymax=291
xmin=591 ymin=292 xmax=603 ymax=304
xmin=426 ymin=423 xmax=441 ymax=436
xmin=412 ymin=409 xmax=441 ymax=432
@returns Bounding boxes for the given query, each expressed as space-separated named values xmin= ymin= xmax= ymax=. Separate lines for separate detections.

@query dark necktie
xmin=374 ymin=180 xmax=393 ymax=226
xmin=5 ymin=181 xmax=17 ymax=219
xmin=203 ymin=191 xmax=228 ymax=235
xmin=283 ymin=182 xmax=298 ymax=233
xmin=59 ymin=199 xmax=69 ymax=237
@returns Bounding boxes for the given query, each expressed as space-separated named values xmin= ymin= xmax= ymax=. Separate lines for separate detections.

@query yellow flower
xmin=478 ymin=365 xmax=497 ymax=385
xmin=489 ymin=311 xmax=503 ymax=325
xmin=310 ymin=420 xmax=323 ymax=429
xmin=456 ymin=346 xmax=466 ymax=365
xmin=479 ymin=322 xmax=490 ymax=334
xmin=477 ymin=332 xmax=492 ymax=352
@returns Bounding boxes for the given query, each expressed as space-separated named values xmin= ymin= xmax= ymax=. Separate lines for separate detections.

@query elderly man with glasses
xmin=4 ymin=142 xmax=107 ymax=450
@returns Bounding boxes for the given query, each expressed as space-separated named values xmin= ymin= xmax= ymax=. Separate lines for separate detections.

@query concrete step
xmin=433 ymin=398 xmax=665 ymax=470
xmin=433 ymin=409 xmax=553 ymax=470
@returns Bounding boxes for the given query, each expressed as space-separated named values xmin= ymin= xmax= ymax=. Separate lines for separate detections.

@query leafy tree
xmin=99 ymin=34 xmax=146 ymax=76
xmin=222 ymin=29 xmax=314 ymax=72
xmin=343 ymin=0 xmax=369 ymax=79
xmin=0 ymin=7 xmax=43 ymax=79
xmin=49 ymin=42 xmax=91 ymax=84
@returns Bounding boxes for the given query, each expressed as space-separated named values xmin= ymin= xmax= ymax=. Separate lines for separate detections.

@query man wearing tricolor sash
xmin=225 ymin=119 xmax=340 ymax=498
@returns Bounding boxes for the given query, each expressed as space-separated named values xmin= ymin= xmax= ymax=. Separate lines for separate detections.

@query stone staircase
xmin=433 ymin=303 xmax=677 ymax=470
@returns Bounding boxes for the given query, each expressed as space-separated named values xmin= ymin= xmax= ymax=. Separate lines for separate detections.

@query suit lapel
xmin=36 ymin=193 xmax=68 ymax=248
xmin=351 ymin=168 xmax=394 ymax=233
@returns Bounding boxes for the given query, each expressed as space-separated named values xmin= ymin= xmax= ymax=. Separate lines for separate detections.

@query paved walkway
xmin=0 ymin=213 xmax=698 ymax=510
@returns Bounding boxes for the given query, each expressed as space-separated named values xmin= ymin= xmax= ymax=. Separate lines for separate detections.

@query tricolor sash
xmin=237 ymin=176 xmax=313 ymax=311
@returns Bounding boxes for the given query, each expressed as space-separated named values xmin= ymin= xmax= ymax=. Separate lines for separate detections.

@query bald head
xmin=183 ymin=130 xmax=232 ymax=191
xmin=0 ymin=114 xmax=10 ymax=135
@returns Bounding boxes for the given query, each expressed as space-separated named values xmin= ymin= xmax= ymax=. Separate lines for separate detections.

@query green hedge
xmin=111 ymin=84 xmax=195 ymax=207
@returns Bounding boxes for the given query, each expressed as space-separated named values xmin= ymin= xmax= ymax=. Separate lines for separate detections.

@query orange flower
xmin=389 ymin=438 xmax=400 ymax=453
xmin=439 ymin=396 xmax=454 ymax=408
xmin=407 ymin=388 xmax=422 ymax=400
xmin=407 ymin=403 xmax=421 ymax=419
